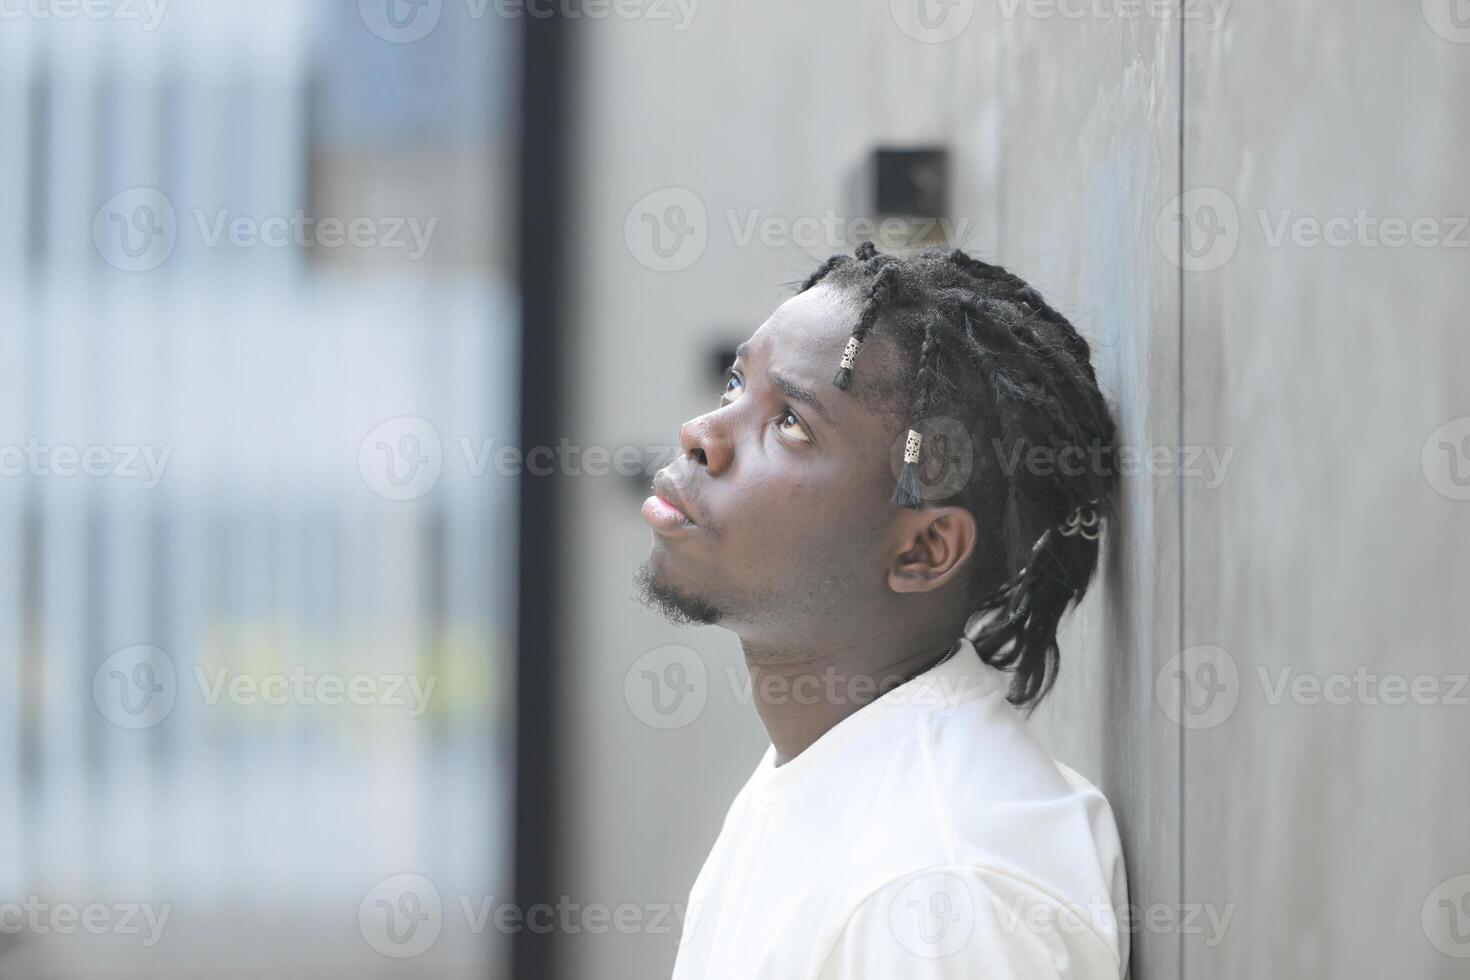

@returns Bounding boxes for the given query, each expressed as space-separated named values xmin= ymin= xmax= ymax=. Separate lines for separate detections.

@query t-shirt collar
xmin=752 ymin=635 xmax=1006 ymax=803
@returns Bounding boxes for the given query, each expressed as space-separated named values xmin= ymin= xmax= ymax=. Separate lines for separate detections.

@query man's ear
xmin=886 ymin=505 xmax=978 ymax=594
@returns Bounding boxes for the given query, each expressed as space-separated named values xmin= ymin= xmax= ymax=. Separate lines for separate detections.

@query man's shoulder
xmin=818 ymin=860 xmax=1125 ymax=978
xmin=856 ymin=676 xmax=1096 ymax=841
xmin=841 ymin=693 xmax=1128 ymax=960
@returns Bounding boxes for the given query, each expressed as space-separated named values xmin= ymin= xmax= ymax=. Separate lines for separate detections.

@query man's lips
xmin=642 ymin=494 xmax=694 ymax=532
xmin=643 ymin=472 xmax=698 ymax=533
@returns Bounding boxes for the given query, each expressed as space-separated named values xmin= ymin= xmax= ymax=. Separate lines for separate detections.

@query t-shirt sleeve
xmin=816 ymin=866 xmax=1122 ymax=980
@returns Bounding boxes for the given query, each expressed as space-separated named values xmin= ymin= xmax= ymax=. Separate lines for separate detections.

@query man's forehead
xmin=738 ymin=286 xmax=906 ymax=423
xmin=745 ymin=286 xmax=859 ymax=355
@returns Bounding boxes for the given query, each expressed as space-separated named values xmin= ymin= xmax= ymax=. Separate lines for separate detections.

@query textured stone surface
xmin=1182 ymin=3 xmax=1470 ymax=977
xmin=995 ymin=12 xmax=1183 ymax=980
xmin=563 ymin=3 xmax=1465 ymax=977
xmin=563 ymin=4 xmax=1179 ymax=976
xmin=561 ymin=9 xmax=996 ymax=977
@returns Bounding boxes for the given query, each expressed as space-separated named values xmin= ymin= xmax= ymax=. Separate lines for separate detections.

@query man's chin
xmin=634 ymin=560 xmax=723 ymax=626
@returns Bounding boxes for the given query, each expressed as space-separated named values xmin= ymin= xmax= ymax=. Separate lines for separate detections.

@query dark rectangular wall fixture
xmin=869 ymin=146 xmax=949 ymax=217
xmin=514 ymin=7 xmax=568 ymax=980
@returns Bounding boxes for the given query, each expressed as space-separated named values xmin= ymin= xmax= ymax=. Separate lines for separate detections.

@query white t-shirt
xmin=670 ymin=636 xmax=1128 ymax=979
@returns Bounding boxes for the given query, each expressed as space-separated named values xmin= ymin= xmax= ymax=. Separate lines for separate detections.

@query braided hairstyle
xmin=800 ymin=243 xmax=1118 ymax=708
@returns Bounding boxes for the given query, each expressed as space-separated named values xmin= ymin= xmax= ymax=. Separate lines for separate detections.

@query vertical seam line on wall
xmin=996 ymin=6 xmax=1007 ymax=257
xmin=514 ymin=8 xmax=569 ymax=979
xmin=1176 ymin=3 xmax=1188 ymax=979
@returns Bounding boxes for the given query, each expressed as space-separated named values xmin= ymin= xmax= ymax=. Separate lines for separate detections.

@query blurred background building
xmin=1 ymin=1 xmax=517 ymax=975
xmin=1 ymin=1 xmax=1469 ymax=978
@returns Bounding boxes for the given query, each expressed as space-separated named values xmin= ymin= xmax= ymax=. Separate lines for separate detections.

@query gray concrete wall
xmin=999 ymin=12 xmax=1182 ymax=980
xmin=559 ymin=10 xmax=999 ymax=976
xmin=560 ymin=2 xmax=1465 ymax=977
xmin=1181 ymin=3 xmax=1470 ymax=977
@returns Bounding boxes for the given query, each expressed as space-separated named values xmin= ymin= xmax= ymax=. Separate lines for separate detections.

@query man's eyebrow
xmin=731 ymin=342 xmax=839 ymax=427
xmin=768 ymin=370 xmax=836 ymax=428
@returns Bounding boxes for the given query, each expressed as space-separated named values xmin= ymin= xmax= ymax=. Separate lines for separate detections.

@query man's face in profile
xmin=637 ymin=285 xmax=911 ymax=634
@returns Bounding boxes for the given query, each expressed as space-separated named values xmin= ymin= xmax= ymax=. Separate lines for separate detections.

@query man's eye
xmin=722 ymin=372 xmax=743 ymax=401
xmin=776 ymin=410 xmax=810 ymax=443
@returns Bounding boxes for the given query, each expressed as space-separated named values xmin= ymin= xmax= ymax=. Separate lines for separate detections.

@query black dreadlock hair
xmin=799 ymin=243 xmax=1119 ymax=709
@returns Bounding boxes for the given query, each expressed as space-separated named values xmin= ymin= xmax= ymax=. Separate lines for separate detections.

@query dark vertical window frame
xmin=1176 ymin=8 xmax=1188 ymax=980
xmin=513 ymin=6 xmax=570 ymax=980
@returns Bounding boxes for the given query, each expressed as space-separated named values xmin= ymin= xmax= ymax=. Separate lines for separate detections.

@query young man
xmin=638 ymin=244 xmax=1128 ymax=978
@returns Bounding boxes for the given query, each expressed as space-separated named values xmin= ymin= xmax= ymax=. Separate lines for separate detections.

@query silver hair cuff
xmin=903 ymin=429 xmax=923 ymax=464
xmin=1059 ymin=503 xmax=1102 ymax=541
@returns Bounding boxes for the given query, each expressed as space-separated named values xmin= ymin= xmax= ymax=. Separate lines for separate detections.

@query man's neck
xmin=740 ymin=630 xmax=960 ymax=767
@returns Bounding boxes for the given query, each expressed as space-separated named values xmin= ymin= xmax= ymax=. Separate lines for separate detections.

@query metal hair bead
xmin=1059 ymin=503 xmax=1102 ymax=541
xmin=903 ymin=429 xmax=923 ymax=464
xmin=839 ymin=336 xmax=860 ymax=370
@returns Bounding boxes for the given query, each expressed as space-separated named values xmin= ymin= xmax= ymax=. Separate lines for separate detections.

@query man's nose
xmin=678 ymin=411 xmax=733 ymax=476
